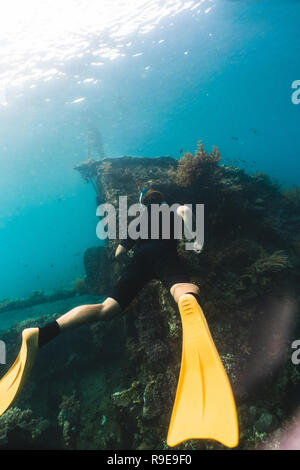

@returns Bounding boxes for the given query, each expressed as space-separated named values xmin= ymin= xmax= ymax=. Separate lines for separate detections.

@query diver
xmin=0 ymin=188 xmax=239 ymax=448
xmin=38 ymin=188 xmax=201 ymax=343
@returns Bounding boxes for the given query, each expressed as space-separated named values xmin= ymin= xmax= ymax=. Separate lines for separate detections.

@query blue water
xmin=0 ymin=0 xmax=299 ymax=300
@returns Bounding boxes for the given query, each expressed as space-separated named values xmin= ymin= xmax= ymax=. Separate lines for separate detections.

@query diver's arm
xmin=176 ymin=205 xmax=192 ymax=225
xmin=176 ymin=205 xmax=203 ymax=253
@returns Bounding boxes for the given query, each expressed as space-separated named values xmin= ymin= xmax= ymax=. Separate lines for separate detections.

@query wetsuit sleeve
xmin=119 ymin=237 xmax=135 ymax=251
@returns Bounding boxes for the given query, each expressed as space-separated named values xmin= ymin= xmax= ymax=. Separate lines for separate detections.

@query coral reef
xmin=283 ymin=186 xmax=300 ymax=209
xmin=1 ymin=141 xmax=300 ymax=450
xmin=0 ymin=407 xmax=53 ymax=450
xmin=175 ymin=140 xmax=221 ymax=188
xmin=58 ymin=393 xmax=81 ymax=449
xmin=86 ymin=144 xmax=300 ymax=450
xmin=0 ymin=288 xmax=76 ymax=315
xmin=83 ymin=246 xmax=112 ymax=295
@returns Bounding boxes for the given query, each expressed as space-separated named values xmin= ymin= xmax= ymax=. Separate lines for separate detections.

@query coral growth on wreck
xmin=58 ymin=393 xmax=81 ymax=449
xmin=74 ymin=158 xmax=98 ymax=192
xmin=175 ymin=141 xmax=221 ymax=188
xmin=0 ymin=407 xmax=51 ymax=449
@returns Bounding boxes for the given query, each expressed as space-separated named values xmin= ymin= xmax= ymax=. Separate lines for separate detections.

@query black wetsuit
xmin=110 ymin=205 xmax=190 ymax=310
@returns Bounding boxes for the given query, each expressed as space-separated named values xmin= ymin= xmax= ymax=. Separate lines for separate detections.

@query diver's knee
xmin=97 ymin=297 xmax=121 ymax=320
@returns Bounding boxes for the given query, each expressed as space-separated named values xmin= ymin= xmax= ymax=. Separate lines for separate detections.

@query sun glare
xmin=0 ymin=0 xmax=211 ymax=100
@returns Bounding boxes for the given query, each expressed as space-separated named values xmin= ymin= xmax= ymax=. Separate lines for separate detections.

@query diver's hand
xmin=115 ymin=244 xmax=127 ymax=258
xmin=192 ymin=240 xmax=203 ymax=254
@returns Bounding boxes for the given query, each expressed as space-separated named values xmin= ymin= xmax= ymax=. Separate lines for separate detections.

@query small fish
xmin=231 ymin=136 xmax=239 ymax=141
xmin=50 ymin=264 xmax=54 ymax=268
xmin=24 ymin=264 xmax=29 ymax=268
xmin=179 ymin=148 xmax=184 ymax=154
xmin=250 ymin=128 xmax=257 ymax=134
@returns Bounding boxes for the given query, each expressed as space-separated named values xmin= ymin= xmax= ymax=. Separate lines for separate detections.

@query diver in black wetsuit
xmin=37 ymin=189 xmax=201 ymax=347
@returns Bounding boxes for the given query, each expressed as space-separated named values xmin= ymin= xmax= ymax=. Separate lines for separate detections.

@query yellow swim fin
xmin=0 ymin=328 xmax=39 ymax=417
xmin=167 ymin=294 xmax=239 ymax=448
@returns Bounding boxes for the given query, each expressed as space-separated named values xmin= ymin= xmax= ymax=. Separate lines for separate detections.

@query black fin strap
xmin=185 ymin=292 xmax=201 ymax=305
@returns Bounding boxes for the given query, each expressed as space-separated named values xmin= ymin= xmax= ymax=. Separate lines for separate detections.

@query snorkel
xmin=139 ymin=187 xmax=148 ymax=207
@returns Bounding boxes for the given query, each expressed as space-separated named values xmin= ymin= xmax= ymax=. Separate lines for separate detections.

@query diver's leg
xmin=38 ymin=297 xmax=121 ymax=347
xmin=39 ymin=252 xmax=149 ymax=347
xmin=170 ymin=282 xmax=200 ymax=304
xmin=57 ymin=297 xmax=121 ymax=331
xmin=155 ymin=249 xmax=199 ymax=304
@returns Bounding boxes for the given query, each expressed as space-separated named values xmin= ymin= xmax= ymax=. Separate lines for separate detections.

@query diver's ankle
xmin=38 ymin=321 xmax=60 ymax=348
